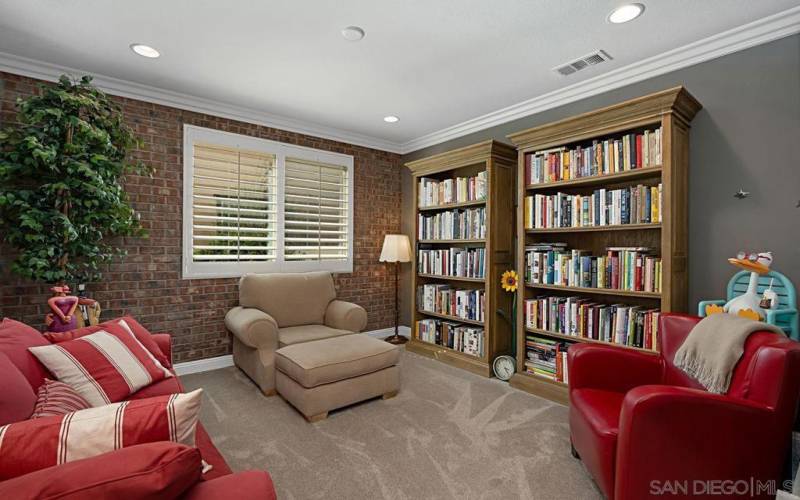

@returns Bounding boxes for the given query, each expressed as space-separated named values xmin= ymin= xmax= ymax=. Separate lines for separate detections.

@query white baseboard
xmin=174 ymin=354 xmax=234 ymax=376
xmin=364 ymin=326 xmax=411 ymax=339
xmin=173 ymin=326 xmax=411 ymax=376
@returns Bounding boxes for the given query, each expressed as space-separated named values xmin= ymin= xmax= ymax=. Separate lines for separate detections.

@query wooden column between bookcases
xmin=507 ymin=86 xmax=701 ymax=405
xmin=406 ymin=140 xmax=516 ymax=378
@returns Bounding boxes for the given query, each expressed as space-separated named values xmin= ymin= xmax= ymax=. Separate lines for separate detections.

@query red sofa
xmin=569 ymin=313 xmax=800 ymax=500
xmin=0 ymin=318 xmax=276 ymax=499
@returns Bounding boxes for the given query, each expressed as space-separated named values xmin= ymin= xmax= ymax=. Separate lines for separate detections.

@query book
xmin=418 ymin=207 xmax=486 ymax=240
xmin=418 ymin=171 xmax=487 ymax=207
xmin=524 ymin=128 xmax=662 ymax=185
xmin=523 ymin=183 xmax=662 ymax=229
xmin=524 ymin=296 xmax=660 ymax=350
xmin=417 ymin=247 xmax=485 ymax=279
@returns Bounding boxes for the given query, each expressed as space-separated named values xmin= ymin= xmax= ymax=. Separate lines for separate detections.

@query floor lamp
xmin=379 ymin=234 xmax=412 ymax=344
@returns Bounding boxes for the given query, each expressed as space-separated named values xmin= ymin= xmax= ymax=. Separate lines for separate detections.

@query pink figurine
xmin=45 ymin=285 xmax=80 ymax=332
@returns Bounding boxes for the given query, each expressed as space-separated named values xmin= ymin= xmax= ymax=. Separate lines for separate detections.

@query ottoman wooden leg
xmin=306 ymin=412 xmax=328 ymax=423
xmin=261 ymin=388 xmax=277 ymax=397
xmin=382 ymin=390 xmax=398 ymax=400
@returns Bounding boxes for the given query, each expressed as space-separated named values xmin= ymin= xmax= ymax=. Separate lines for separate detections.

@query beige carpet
xmin=182 ymin=350 xmax=601 ymax=500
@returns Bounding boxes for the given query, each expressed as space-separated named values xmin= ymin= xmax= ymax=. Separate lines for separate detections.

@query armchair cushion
xmin=568 ymin=343 xmax=662 ymax=394
xmin=324 ymin=300 xmax=367 ymax=332
xmin=0 ymin=352 xmax=37 ymax=425
xmin=239 ymin=272 xmax=336 ymax=327
xmin=182 ymin=470 xmax=277 ymax=500
xmin=44 ymin=317 xmax=170 ymax=368
xmin=0 ymin=389 xmax=202 ymax=480
xmin=29 ymin=323 xmax=173 ymax=406
xmin=225 ymin=307 xmax=279 ymax=350
xmin=0 ymin=318 xmax=52 ymax=390
xmin=0 ymin=442 xmax=202 ymax=500
xmin=278 ymin=324 xmax=353 ymax=347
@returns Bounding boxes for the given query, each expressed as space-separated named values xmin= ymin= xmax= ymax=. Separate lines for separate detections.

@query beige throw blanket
xmin=674 ymin=313 xmax=784 ymax=394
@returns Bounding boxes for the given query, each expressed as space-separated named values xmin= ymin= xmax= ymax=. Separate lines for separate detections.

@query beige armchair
xmin=225 ymin=271 xmax=367 ymax=395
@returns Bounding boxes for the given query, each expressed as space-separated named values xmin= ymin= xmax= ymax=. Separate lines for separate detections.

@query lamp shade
xmin=379 ymin=234 xmax=412 ymax=263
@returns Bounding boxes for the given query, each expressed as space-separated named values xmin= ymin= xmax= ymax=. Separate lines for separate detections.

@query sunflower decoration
xmin=501 ymin=270 xmax=519 ymax=293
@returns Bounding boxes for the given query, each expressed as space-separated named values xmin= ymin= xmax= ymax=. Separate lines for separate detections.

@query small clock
xmin=492 ymin=355 xmax=516 ymax=381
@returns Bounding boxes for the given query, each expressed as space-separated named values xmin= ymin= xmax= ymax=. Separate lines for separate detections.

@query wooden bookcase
xmin=406 ymin=140 xmax=516 ymax=377
xmin=506 ymin=87 xmax=701 ymax=404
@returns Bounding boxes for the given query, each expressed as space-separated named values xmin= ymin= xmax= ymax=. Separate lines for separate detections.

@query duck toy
xmin=705 ymin=251 xmax=774 ymax=321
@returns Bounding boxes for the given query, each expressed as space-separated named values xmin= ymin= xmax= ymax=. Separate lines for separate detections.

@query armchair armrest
xmin=324 ymin=300 xmax=367 ymax=332
xmin=568 ymin=343 xmax=663 ymax=394
xmin=615 ymin=386 xmax=779 ymax=500
xmin=151 ymin=333 xmax=173 ymax=368
xmin=698 ymin=299 xmax=725 ymax=316
xmin=225 ymin=307 xmax=279 ymax=350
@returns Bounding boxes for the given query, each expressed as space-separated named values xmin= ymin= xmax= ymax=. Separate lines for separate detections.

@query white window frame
xmin=182 ymin=125 xmax=354 ymax=279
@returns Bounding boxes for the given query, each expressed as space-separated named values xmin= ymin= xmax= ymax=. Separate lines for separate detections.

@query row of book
xmin=416 ymin=319 xmax=484 ymax=357
xmin=523 ymin=183 xmax=662 ymax=229
xmin=418 ymin=207 xmax=486 ymax=241
xmin=524 ymin=128 xmax=662 ymax=185
xmin=418 ymin=171 xmax=487 ymax=207
xmin=417 ymin=284 xmax=485 ymax=322
xmin=524 ymin=244 xmax=662 ymax=293
xmin=524 ymin=295 xmax=660 ymax=350
xmin=525 ymin=336 xmax=569 ymax=383
xmin=418 ymin=247 xmax=485 ymax=279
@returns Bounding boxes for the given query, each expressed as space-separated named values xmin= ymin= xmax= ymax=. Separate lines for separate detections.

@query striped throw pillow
xmin=28 ymin=323 xmax=172 ymax=407
xmin=0 ymin=390 xmax=202 ymax=480
xmin=31 ymin=379 xmax=90 ymax=419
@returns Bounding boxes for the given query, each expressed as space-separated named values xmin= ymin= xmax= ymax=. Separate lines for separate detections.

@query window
xmin=182 ymin=125 xmax=353 ymax=278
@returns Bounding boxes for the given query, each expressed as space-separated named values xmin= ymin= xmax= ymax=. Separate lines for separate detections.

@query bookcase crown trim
xmin=506 ymin=86 xmax=701 ymax=151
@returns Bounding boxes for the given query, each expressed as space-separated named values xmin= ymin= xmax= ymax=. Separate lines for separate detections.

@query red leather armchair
xmin=569 ymin=313 xmax=800 ymax=500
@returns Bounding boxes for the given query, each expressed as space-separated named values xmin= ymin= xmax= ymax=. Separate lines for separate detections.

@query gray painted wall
xmin=400 ymin=34 xmax=800 ymax=326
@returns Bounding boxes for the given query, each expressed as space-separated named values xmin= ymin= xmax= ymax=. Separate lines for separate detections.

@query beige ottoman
xmin=275 ymin=333 xmax=400 ymax=422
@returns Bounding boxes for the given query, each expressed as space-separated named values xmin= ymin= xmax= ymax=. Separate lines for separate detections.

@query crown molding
xmin=0 ymin=51 xmax=404 ymax=154
xmin=399 ymin=5 xmax=800 ymax=154
xmin=0 ymin=6 xmax=798 ymax=156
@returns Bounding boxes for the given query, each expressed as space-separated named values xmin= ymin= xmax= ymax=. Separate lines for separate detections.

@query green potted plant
xmin=0 ymin=75 xmax=151 ymax=291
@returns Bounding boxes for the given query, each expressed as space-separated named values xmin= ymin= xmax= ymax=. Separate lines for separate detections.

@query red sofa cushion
xmin=0 ymin=318 xmax=51 ymax=390
xmin=0 ymin=389 xmax=202 ymax=480
xmin=0 ymin=442 xmax=202 ymax=500
xmin=29 ymin=323 xmax=173 ymax=406
xmin=31 ymin=379 xmax=90 ymax=419
xmin=0 ymin=353 xmax=37 ymax=425
xmin=44 ymin=316 xmax=170 ymax=368
xmin=182 ymin=470 xmax=276 ymax=500
xmin=569 ymin=388 xmax=624 ymax=498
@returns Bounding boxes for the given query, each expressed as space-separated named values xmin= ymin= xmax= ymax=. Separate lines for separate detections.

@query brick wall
xmin=0 ymin=72 xmax=402 ymax=363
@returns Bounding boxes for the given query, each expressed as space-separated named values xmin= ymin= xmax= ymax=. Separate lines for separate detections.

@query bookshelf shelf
xmin=418 ymin=199 xmax=487 ymax=211
xmin=508 ymin=86 xmax=701 ymax=404
xmin=525 ymin=166 xmax=662 ymax=191
xmin=418 ymin=239 xmax=486 ymax=244
xmin=407 ymin=140 xmax=516 ymax=378
xmin=524 ymin=327 xmax=658 ymax=354
xmin=525 ymin=223 xmax=661 ymax=234
xmin=525 ymin=282 xmax=662 ymax=299
xmin=417 ymin=309 xmax=484 ymax=326
xmin=417 ymin=274 xmax=485 ymax=283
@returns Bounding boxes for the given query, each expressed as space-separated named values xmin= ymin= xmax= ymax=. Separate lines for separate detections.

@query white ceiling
xmin=0 ymin=0 xmax=799 ymax=153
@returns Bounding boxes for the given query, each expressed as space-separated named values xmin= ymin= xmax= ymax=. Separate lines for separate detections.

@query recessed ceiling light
xmin=130 ymin=43 xmax=160 ymax=58
xmin=608 ymin=3 xmax=645 ymax=24
xmin=341 ymin=26 xmax=365 ymax=42
xmin=383 ymin=115 xmax=399 ymax=123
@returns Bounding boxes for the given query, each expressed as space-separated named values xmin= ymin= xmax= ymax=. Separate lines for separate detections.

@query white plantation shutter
xmin=284 ymin=157 xmax=349 ymax=263
xmin=182 ymin=125 xmax=353 ymax=278
xmin=191 ymin=143 xmax=277 ymax=262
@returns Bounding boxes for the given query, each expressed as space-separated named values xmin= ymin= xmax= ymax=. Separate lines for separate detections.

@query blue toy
xmin=699 ymin=269 xmax=798 ymax=340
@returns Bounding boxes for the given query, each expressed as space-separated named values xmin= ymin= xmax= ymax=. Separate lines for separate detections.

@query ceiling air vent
xmin=554 ymin=50 xmax=613 ymax=76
